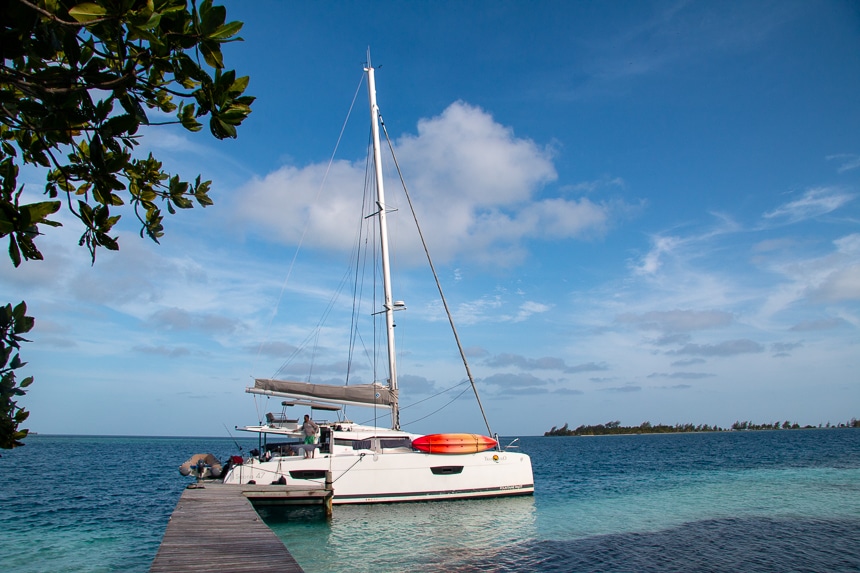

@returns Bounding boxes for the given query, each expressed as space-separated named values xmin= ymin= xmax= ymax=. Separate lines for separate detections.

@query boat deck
xmin=150 ymin=482 xmax=332 ymax=573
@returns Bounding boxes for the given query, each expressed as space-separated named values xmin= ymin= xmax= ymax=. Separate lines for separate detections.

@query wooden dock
xmin=150 ymin=482 xmax=332 ymax=573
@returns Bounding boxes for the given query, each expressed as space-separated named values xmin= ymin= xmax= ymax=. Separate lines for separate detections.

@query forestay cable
xmin=378 ymin=114 xmax=494 ymax=438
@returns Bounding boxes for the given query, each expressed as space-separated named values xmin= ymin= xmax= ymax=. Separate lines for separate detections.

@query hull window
xmin=289 ymin=470 xmax=328 ymax=480
xmin=430 ymin=466 xmax=464 ymax=475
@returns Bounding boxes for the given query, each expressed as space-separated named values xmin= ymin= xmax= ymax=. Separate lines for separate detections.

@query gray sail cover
xmin=250 ymin=378 xmax=393 ymax=409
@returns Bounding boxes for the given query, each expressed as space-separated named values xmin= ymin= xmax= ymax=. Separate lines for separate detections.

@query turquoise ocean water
xmin=1 ymin=430 xmax=858 ymax=572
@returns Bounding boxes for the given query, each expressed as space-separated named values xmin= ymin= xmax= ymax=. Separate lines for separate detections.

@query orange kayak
xmin=412 ymin=433 xmax=497 ymax=454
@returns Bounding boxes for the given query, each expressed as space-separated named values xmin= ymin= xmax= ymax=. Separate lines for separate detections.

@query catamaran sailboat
xmin=220 ymin=54 xmax=534 ymax=504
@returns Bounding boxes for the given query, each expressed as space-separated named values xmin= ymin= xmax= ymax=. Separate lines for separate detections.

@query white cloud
xmin=669 ymin=339 xmax=764 ymax=357
xmin=834 ymin=234 xmax=860 ymax=254
xmin=232 ymin=101 xmax=623 ymax=266
xmin=788 ymin=318 xmax=848 ymax=332
xmin=810 ymin=264 xmax=860 ymax=302
xmin=513 ymin=301 xmax=552 ymax=322
xmin=826 ymin=153 xmax=860 ymax=173
xmin=647 ymin=372 xmax=715 ymax=380
xmin=484 ymin=352 xmax=606 ymax=374
xmin=565 ymin=176 xmax=626 ymax=194
xmin=758 ymin=233 xmax=860 ymax=316
xmin=634 ymin=235 xmax=681 ymax=275
xmin=763 ymin=187 xmax=854 ymax=223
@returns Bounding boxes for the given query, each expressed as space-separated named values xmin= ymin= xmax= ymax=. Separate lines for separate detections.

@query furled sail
xmin=248 ymin=378 xmax=394 ymax=409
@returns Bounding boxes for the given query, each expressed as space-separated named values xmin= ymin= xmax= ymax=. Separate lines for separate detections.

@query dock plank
xmin=151 ymin=483 xmax=329 ymax=573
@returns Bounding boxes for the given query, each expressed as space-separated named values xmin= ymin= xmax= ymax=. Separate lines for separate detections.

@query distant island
xmin=545 ymin=418 xmax=860 ymax=436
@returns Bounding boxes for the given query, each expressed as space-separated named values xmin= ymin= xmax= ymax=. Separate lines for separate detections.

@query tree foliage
xmin=544 ymin=419 xmax=860 ymax=436
xmin=0 ymin=0 xmax=255 ymax=449
xmin=0 ymin=302 xmax=34 ymax=453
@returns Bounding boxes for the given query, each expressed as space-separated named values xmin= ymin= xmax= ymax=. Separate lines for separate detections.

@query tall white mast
xmin=365 ymin=50 xmax=400 ymax=430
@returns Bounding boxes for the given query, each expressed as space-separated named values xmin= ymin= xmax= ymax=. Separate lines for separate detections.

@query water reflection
xmin=261 ymin=496 xmax=537 ymax=573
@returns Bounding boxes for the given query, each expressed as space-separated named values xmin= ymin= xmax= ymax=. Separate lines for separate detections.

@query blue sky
xmin=3 ymin=0 xmax=859 ymax=437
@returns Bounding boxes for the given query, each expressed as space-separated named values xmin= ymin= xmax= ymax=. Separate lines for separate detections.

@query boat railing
xmin=265 ymin=412 xmax=299 ymax=430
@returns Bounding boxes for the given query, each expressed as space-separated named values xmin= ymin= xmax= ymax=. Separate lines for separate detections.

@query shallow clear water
xmin=0 ymin=435 xmax=251 ymax=573
xmin=1 ymin=430 xmax=858 ymax=572
xmin=261 ymin=430 xmax=860 ymax=572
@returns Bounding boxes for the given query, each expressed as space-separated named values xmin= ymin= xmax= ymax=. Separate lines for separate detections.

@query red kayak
xmin=412 ymin=433 xmax=497 ymax=454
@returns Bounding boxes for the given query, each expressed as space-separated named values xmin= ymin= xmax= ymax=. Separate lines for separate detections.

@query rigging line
xmin=253 ymin=392 xmax=262 ymax=425
xmin=252 ymin=71 xmax=366 ymax=377
xmin=272 ymin=261 xmax=354 ymax=378
xmin=343 ymin=140 xmax=379 ymax=419
xmin=354 ymin=379 xmax=469 ymax=427
xmin=271 ymin=189 xmax=366 ymax=380
xmin=290 ymin=454 xmax=367 ymax=487
xmin=400 ymin=379 xmax=471 ymax=411
xmin=332 ymin=452 xmax=366 ymax=483
xmin=378 ymin=114 xmax=495 ymax=438
xmin=346 ymin=137 xmax=376 ymax=386
xmin=403 ymin=386 xmax=472 ymax=427
xmin=222 ymin=423 xmax=244 ymax=452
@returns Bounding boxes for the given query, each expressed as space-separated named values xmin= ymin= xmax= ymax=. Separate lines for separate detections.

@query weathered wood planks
xmin=150 ymin=483 xmax=332 ymax=572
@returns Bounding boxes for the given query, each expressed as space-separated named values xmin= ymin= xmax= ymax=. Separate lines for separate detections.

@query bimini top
xmin=248 ymin=378 xmax=394 ymax=410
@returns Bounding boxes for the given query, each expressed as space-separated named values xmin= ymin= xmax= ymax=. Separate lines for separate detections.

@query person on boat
xmin=301 ymin=414 xmax=319 ymax=458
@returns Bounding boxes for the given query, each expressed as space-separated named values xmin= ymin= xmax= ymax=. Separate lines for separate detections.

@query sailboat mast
xmin=365 ymin=53 xmax=400 ymax=430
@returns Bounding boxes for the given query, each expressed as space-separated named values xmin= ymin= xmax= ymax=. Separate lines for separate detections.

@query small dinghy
xmin=178 ymin=453 xmax=222 ymax=479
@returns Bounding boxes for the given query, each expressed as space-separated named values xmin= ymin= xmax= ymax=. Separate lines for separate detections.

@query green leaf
xmin=199 ymin=41 xmax=224 ymax=69
xmin=179 ymin=104 xmax=203 ymax=132
xmin=102 ymin=114 xmax=139 ymax=138
xmin=211 ymin=117 xmax=237 ymax=139
xmin=68 ymin=3 xmax=108 ymax=23
xmin=208 ymin=21 xmax=243 ymax=40
xmin=8 ymin=236 xmax=21 ymax=267
xmin=230 ymin=75 xmax=250 ymax=94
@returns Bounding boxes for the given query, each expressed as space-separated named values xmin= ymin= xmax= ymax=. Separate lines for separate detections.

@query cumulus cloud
xmin=602 ymin=385 xmax=641 ymax=393
xmin=481 ymin=372 xmax=549 ymax=396
xmin=647 ymin=371 xmax=715 ymax=379
xmin=669 ymin=339 xmax=764 ymax=356
xmin=484 ymin=353 xmax=607 ymax=374
xmin=133 ymin=345 xmax=192 ymax=358
xmin=553 ymin=387 xmax=585 ymax=395
xmin=763 ymin=187 xmax=854 ymax=223
xmin=809 ymin=264 xmax=860 ymax=302
xmin=788 ymin=318 xmax=848 ymax=332
xmin=233 ymin=101 xmax=622 ymax=266
xmin=653 ymin=333 xmax=692 ymax=346
xmin=148 ymin=307 xmax=243 ymax=334
xmin=566 ymin=362 xmax=610 ymax=374
xmin=399 ymin=374 xmax=439 ymax=395
xmin=771 ymin=341 xmax=803 ymax=355
xmin=670 ymin=358 xmax=706 ymax=367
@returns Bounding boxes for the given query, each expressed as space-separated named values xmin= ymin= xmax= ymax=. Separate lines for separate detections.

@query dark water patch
xmin=446 ymin=516 xmax=860 ymax=573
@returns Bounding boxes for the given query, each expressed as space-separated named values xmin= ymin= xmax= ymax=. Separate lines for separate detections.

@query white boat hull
xmin=222 ymin=449 xmax=534 ymax=504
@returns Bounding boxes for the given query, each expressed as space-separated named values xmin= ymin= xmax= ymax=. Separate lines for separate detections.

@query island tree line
xmin=545 ymin=418 xmax=860 ymax=436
